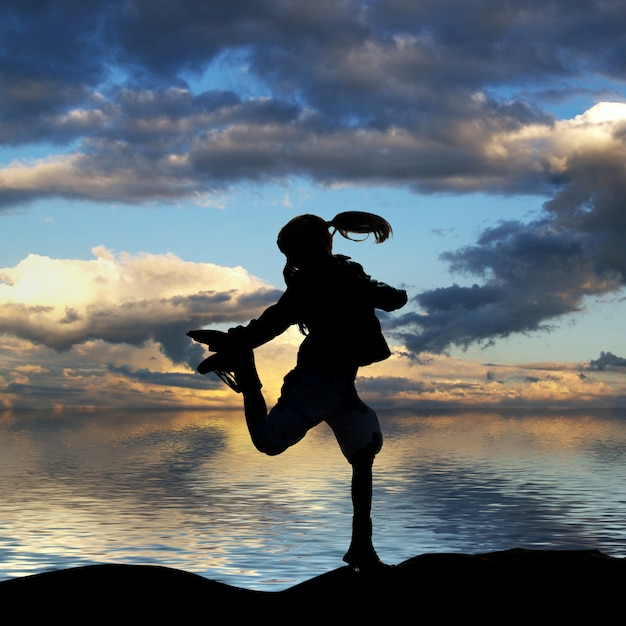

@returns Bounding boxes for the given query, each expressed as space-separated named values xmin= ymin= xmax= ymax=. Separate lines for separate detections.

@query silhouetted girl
xmin=188 ymin=212 xmax=407 ymax=569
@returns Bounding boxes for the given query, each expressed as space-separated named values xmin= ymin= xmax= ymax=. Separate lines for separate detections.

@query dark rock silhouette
xmin=1 ymin=549 xmax=623 ymax=622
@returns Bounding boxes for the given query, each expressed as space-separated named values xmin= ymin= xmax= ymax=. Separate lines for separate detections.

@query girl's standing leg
xmin=236 ymin=357 xmax=384 ymax=566
xmin=343 ymin=445 xmax=381 ymax=568
xmin=327 ymin=393 xmax=383 ymax=569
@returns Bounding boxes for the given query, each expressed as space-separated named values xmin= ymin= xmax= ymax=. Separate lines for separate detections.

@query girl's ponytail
xmin=327 ymin=211 xmax=393 ymax=244
xmin=278 ymin=211 xmax=393 ymax=285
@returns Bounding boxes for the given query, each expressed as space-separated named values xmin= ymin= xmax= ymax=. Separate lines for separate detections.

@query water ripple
xmin=1 ymin=408 xmax=625 ymax=590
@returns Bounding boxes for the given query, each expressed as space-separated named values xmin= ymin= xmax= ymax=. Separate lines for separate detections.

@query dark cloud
xmin=395 ymin=213 xmax=624 ymax=355
xmin=393 ymin=127 xmax=626 ymax=356
xmin=402 ymin=103 xmax=626 ymax=353
xmin=6 ymin=381 xmax=83 ymax=398
xmin=0 ymin=1 xmax=111 ymax=150
xmin=108 ymin=364 xmax=218 ymax=391
xmin=588 ymin=352 xmax=626 ymax=371
xmin=357 ymin=375 xmax=434 ymax=396
xmin=2 ymin=0 xmax=625 ymax=201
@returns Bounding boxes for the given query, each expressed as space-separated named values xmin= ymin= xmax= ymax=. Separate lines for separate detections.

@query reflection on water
xmin=1 ymin=407 xmax=625 ymax=590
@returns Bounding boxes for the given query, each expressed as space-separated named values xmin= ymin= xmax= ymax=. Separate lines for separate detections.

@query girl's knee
xmin=261 ymin=446 xmax=285 ymax=457
xmin=348 ymin=433 xmax=382 ymax=465
xmin=252 ymin=434 xmax=286 ymax=456
xmin=349 ymin=449 xmax=374 ymax=466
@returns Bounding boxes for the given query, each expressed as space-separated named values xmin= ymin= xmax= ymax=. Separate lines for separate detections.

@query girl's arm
xmin=370 ymin=279 xmax=408 ymax=312
xmin=226 ymin=294 xmax=297 ymax=350
xmin=347 ymin=259 xmax=407 ymax=312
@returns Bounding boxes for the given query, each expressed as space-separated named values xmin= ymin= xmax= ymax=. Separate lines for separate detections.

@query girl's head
xmin=277 ymin=214 xmax=332 ymax=266
xmin=277 ymin=211 xmax=393 ymax=280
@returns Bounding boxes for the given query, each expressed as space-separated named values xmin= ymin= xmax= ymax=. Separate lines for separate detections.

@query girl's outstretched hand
xmin=187 ymin=329 xmax=230 ymax=352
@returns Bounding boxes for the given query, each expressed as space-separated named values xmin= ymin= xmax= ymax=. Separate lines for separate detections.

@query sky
xmin=1 ymin=0 xmax=626 ymax=411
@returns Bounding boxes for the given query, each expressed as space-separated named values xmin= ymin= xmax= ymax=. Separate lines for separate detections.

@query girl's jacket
xmin=237 ymin=255 xmax=407 ymax=375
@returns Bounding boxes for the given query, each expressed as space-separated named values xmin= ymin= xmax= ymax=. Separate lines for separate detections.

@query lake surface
xmin=1 ymin=407 xmax=626 ymax=590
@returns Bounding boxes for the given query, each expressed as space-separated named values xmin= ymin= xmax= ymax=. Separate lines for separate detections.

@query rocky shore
xmin=1 ymin=549 xmax=623 ymax=622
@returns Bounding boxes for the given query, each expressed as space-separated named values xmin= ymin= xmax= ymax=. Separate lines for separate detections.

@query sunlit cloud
xmin=359 ymin=352 xmax=626 ymax=410
xmin=0 ymin=246 xmax=278 ymax=355
xmin=0 ymin=247 xmax=288 ymax=409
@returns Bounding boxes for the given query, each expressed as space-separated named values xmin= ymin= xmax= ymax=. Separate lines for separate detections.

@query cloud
xmin=0 ymin=249 xmax=297 ymax=409
xmin=389 ymin=105 xmax=626 ymax=355
xmin=3 ymin=1 xmax=626 ymax=407
xmin=2 ymin=1 xmax=626 ymax=208
xmin=588 ymin=351 xmax=626 ymax=371
xmin=359 ymin=353 xmax=626 ymax=410
xmin=0 ymin=247 xmax=280 ymax=366
xmin=107 ymin=364 xmax=219 ymax=390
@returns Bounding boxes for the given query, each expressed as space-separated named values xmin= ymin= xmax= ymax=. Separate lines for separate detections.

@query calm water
xmin=1 ymin=407 xmax=626 ymax=590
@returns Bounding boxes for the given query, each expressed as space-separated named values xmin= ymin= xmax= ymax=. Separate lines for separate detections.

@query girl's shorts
xmin=255 ymin=368 xmax=383 ymax=462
